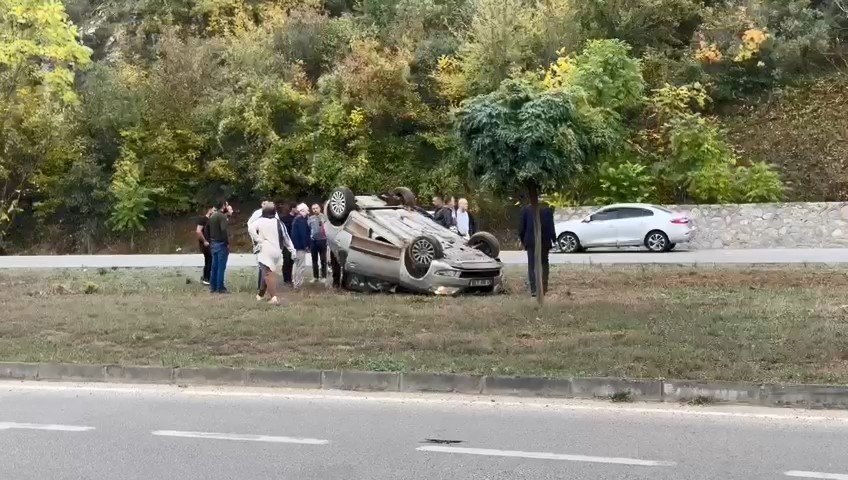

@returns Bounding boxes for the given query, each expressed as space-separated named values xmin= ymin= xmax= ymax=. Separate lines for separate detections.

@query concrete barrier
xmin=3 ymin=362 xmax=848 ymax=409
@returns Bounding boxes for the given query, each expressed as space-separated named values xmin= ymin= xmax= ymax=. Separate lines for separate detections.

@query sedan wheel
xmin=411 ymin=238 xmax=437 ymax=265
xmin=557 ymin=232 xmax=581 ymax=253
xmin=645 ymin=231 xmax=670 ymax=252
xmin=329 ymin=191 xmax=346 ymax=216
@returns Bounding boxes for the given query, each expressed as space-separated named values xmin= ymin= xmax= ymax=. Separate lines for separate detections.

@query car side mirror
xmin=582 ymin=216 xmax=591 ymax=223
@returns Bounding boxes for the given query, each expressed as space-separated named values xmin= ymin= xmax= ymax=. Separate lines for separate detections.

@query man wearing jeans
xmin=518 ymin=202 xmax=556 ymax=297
xmin=208 ymin=200 xmax=232 ymax=293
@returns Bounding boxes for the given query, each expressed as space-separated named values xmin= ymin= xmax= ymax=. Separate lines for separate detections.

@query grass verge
xmin=1 ymin=265 xmax=847 ymax=384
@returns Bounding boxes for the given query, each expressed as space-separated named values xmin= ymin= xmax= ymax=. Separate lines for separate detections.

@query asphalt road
xmin=2 ymin=383 xmax=848 ymax=480
xmin=2 ymin=248 xmax=848 ymax=269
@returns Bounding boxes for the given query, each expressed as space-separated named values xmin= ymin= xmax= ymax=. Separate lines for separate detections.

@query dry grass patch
xmin=1 ymin=265 xmax=847 ymax=383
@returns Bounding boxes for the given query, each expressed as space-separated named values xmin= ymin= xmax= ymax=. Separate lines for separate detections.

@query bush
xmin=734 ymin=162 xmax=785 ymax=202
xmin=688 ymin=158 xmax=736 ymax=203
xmin=595 ymin=161 xmax=656 ymax=204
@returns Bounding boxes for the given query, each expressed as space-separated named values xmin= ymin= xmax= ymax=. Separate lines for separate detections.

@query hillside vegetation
xmin=724 ymin=73 xmax=848 ymax=201
xmin=1 ymin=0 xmax=847 ymax=252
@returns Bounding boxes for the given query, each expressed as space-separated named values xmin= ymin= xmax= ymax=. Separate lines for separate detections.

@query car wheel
xmin=467 ymin=232 xmax=500 ymax=258
xmin=393 ymin=187 xmax=417 ymax=207
xmin=645 ymin=230 xmax=671 ymax=252
xmin=404 ymin=235 xmax=444 ymax=278
xmin=327 ymin=186 xmax=356 ymax=226
xmin=557 ymin=232 xmax=581 ymax=253
xmin=668 ymin=243 xmax=677 ymax=251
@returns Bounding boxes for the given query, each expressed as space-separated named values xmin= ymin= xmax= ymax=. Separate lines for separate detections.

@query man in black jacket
xmin=432 ymin=195 xmax=454 ymax=229
xmin=280 ymin=201 xmax=296 ymax=285
xmin=518 ymin=202 xmax=556 ymax=297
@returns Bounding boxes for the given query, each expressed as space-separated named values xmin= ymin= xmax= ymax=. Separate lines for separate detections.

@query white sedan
xmin=554 ymin=204 xmax=692 ymax=253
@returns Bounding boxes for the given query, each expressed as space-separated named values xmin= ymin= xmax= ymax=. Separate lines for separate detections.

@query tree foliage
xmin=0 ymin=0 xmax=91 ymax=245
xmin=1 ymin=0 xmax=843 ymax=251
xmin=456 ymin=78 xmax=612 ymax=304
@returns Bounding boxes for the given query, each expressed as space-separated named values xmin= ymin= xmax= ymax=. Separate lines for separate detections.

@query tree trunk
xmin=528 ymin=182 xmax=544 ymax=307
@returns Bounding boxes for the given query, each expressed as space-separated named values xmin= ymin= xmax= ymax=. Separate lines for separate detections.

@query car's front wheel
xmin=468 ymin=232 xmax=500 ymax=258
xmin=557 ymin=232 xmax=582 ymax=253
xmin=404 ymin=235 xmax=444 ymax=278
xmin=645 ymin=230 xmax=671 ymax=252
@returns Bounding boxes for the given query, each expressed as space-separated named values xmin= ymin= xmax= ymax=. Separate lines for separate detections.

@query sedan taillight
xmin=671 ymin=217 xmax=689 ymax=225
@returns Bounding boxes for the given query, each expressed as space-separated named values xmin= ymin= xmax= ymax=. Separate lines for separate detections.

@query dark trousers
xmin=311 ymin=239 xmax=327 ymax=279
xmin=283 ymin=248 xmax=294 ymax=284
xmin=256 ymin=264 xmax=266 ymax=293
xmin=210 ymin=241 xmax=229 ymax=292
xmin=200 ymin=244 xmax=211 ymax=281
xmin=526 ymin=247 xmax=550 ymax=295
xmin=330 ymin=251 xmax=342 ymax=288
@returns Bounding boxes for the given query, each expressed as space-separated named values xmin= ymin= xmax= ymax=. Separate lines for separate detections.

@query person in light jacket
xmin=454 ymin=198 xmax=477 ymax=238
xmin=251 ymin=205 xmax=295 ymax=305
xmin=247 ymin=199 xmax=279 ymax=296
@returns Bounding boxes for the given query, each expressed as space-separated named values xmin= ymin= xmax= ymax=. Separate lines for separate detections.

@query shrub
xmin=595 ymin=161 xmax=656 ymax=204
xmin=734 ymin=161 xmax=785 ymax=202
xmin=689 ymin=158 xmax=736 ymax=203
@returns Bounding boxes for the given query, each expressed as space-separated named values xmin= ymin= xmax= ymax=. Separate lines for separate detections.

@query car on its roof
xmin=554 ymin=203 xmax=693 ymax=253
xmin=323 ymin=186 xmax=503 ymax=295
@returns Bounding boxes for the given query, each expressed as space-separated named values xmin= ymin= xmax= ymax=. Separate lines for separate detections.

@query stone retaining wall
xmin=554 ymin=202 xmax=848 ymax=249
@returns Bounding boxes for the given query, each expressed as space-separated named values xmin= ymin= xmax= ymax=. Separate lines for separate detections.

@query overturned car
xmin=323 ymin=186 xmax=503 ymax=295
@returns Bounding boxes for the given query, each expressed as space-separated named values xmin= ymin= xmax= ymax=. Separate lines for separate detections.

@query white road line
xmin=416 ymin=445 xmax=676 ymax=467
xmin=785 ymin=471 xmax=848 ymax=479
xmin=0 ymin=422 xmax=94 ymax=432
xmin=151 ymin=430 xmax=329 ymax=445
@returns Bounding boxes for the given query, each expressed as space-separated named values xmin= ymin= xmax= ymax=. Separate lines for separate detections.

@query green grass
xmin=1 ymin=265 xmax=847 ymax=384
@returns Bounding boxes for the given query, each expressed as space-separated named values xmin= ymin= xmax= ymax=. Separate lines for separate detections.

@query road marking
xmin=416 ymin=446 xmax=676 ymax=467
xmin=0 ymin=422 xmax=94 ymax=432
xmin=785 ymin=471 xmax=848 ymax=480
xmin=152 ymin=430 xmax=329 ymax=445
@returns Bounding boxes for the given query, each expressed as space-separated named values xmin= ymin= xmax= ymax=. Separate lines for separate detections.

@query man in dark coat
xmin=518 ymin=202 xmax=556 ymax=297
xmin=431 ymin=195 xmax=455 ymax=229
xmin=279 ymin=202 xmax=296 ymax=285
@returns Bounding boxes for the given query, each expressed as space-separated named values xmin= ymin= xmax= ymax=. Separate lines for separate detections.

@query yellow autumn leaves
xmin=695 ymin=28 xmax=768 ymax=65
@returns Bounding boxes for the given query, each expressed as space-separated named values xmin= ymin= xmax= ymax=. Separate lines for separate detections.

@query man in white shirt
xmin=247 ymin=199 xmax=280 ymax=295
xmin=455 ymin=198 xmax=476 ymax=239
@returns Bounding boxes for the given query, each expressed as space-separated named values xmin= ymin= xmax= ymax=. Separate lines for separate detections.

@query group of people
xmin=193 ymin=193 xmax=557 ymax=300
xmin=431 ymin=195 xmax=478 ymax=237
xmin=194 ymin=199 xmax=330 ymax=303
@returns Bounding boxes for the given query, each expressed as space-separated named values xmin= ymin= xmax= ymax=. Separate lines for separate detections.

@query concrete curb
xmin=2 ymin=362 xmax=848 ymax=409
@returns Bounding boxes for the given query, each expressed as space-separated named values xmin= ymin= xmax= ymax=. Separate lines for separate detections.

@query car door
xmin=613 ymin=208 xmax=655 ymax=246
xmin=582 ymin=208 xmax=620 ymax=247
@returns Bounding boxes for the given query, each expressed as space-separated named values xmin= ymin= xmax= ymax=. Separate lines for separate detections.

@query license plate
xmin=470 ymin=279 xmax=493 ymax=287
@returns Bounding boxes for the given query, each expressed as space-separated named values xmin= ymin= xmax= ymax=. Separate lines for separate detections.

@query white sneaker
xmin=255 ymin=295 xmax=263 ymax=301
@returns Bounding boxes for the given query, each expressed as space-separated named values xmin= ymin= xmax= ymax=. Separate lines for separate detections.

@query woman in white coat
xmin=252 ymin=205 xmax=296 ymax=305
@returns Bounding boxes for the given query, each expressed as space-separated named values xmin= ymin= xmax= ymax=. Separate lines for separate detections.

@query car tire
xmin=645 ymin=230 xmax=671 ymax=252
xmin=668 ymin=243 xmax=677 ymax=251
xmin=327 ymin=186 xmax=356 ymax=226
xmin=393 ymin=187 xmax=416 ymax=207
xmin=557 ymin=232 xmax=582 ymax=253
xmin=404 ymin=235 xmax=444 ymax=278
xmin=467 ymin=232 xmax=500 ymax=258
